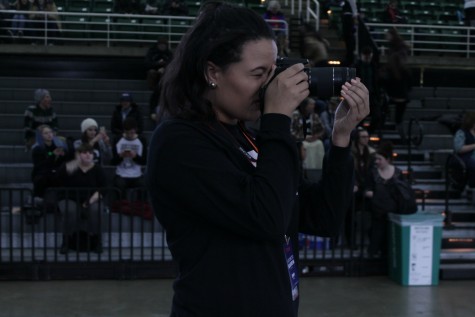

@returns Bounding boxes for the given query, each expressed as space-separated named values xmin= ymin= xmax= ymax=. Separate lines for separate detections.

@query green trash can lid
xmin=388 ymin=212 xmax=444 ymax=227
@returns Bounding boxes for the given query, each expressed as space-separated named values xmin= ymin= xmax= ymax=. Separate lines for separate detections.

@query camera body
xmin=259 ymin=57 xmax=356 ymax=111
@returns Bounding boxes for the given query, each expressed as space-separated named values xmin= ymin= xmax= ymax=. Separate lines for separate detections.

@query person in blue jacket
xmin=145 ymin=3 xmax=369 ymax=317
xmin=454 ymin=111 xmax=475 ymax=188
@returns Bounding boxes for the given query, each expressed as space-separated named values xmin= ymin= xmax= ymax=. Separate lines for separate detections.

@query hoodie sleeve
xmin=298 ymin=144 xmax=354 ymax=237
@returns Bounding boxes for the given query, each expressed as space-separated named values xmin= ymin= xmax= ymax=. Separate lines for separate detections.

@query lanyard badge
xmin=284 ymin=236 xmax=299 ymax=301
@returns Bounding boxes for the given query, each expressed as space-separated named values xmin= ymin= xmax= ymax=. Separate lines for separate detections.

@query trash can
xmin=388 ymin=212 xmax=444 ymax=286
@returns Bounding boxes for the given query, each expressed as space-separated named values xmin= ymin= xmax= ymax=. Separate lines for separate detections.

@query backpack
xmin=390 ymin=178 xmax=418 ymax=214
xmin=110 ymin=199 xmax=154 ymax=220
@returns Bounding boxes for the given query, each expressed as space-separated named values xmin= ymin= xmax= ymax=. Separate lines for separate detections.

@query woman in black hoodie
xmin=145 ymin=3 xmax=369 ymax=317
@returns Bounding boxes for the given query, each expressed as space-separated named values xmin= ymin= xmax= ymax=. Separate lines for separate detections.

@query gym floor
xmin=1 ymin=276 xmax=474 ymax=317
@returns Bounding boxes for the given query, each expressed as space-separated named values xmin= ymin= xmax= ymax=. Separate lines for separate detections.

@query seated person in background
xmin=382 ymin=0 xmax=407 ymax=24
xmin=9 ymin=0 xmax=31 ymax=38
xmin=453 ymin=111 xmax=475 ymax=188
xmin=73 ymin=118 xmax=112 ymax=166
xmin=351 ymin=127 xmax=375 ymax=208
xmin=145 ymin=37 xmax=173 ymax=89
xmin=299 ymin=23 xmax=329 ymax=67
xmin=24 ymin=88 xmax=58 ymax=150
xmin=291 ymin=98 xmax=325 ymax=175
xmin=161 ymin=0 xmax=189 ymax=16
xmin=110 ymin=92 xmax=144 ymax=141
xmin=31 ymin=124 xmax=69 ymax=207
xmin=111 ymin=118 xmax=147 ymax=199
xmin=364 ymin=141 xmax=404 ymax=258
xmin=55 ymin=143 xmax=107 ymax=254
xmin=346 ymin=127 xmax=375 ymax=249
xmin=263 ymin=0 xmax=288 ymax=56
xmin=145 ymin=37 xmax=173 ymax=122
xmin=29 ymin=0 xmax=62 ymax=44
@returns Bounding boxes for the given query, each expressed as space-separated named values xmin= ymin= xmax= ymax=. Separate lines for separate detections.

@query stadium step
xmin=0 ymin=129 xmax=154 ymax=146
xmin=0 ymin=88 xmax=151 ymax=104
xmin=1 ymin=100 xmax=152 ymax=118
xmin=0 ymin=114 xmax=156 ymax=131
xmin=0 ymin=77 xmax=148 ymax=92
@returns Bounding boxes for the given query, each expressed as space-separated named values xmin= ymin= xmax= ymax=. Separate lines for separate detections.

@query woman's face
xmin=206 ymin=39 xmax=277 ymax=124
xmin=41 ymin=127 xmax=53 ymax=142
xmin=40 ymin=94 xmax=52 ymax=109
xmin=85 ymin=126 xmax=97 ymax=140
xmin=374 ymin=153 xmax=390 ymax=169
xmin=358 ymin=131 xmax=369 ymax=146
xmin=302 ymin=99 xmax=315 ymax=116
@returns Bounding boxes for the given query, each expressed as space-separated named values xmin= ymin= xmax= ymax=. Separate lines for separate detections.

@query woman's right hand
xmin=262 ymin=63 xmax=309 ymax=118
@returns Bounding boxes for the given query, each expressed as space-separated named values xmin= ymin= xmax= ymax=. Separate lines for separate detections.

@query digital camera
xmin=260 ymin=57 xmax=356 ymax=105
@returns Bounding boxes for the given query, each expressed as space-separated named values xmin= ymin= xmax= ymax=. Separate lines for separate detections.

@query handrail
xmin=406 ymin=117 xmax=423 ymax=183
xmin=366 ymin=22 xmax=474 ymax=58
xmin=2 ymin=9 xmax=474 ymax=59
xmin=444 ymin=153 xmax=468 ymax=227
xmin=305 ymin=0 xmax=320 ymax=31
xmin=0 ymin=9 xmax=288 ymax=48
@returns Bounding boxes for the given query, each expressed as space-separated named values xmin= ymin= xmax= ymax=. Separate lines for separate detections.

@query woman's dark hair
xmin=387 ymin=50 xmax=409 ymax=80
xmin=376 ymin=140 xmax=394 ymax=160
xmin=354 ymin=126 xmax=366 ymax=142
xmin=461 ymin=111 xmax=475 ymax=131
xmin=387 ymin=27 xmax=409 ymax=55
xmin=351 ymin=127 xmax=371 ymax=165
xmin=158 ymin=2 xmax=275 ymax=122
xmin=76 ymin=142 xmax=94 ymax=154
xmin=80 ymin=128 xmax=97 ymax=143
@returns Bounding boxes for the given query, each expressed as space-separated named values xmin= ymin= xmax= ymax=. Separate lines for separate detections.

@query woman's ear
xmin=205 ymin=61 xmax=220 ymax=86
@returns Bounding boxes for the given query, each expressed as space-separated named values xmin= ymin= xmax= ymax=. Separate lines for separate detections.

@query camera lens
xmin=307 ymin=67 xmax=356 ymax=98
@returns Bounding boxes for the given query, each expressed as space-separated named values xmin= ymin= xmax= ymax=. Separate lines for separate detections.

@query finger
xmin=342 ymin=80 xmax=369 ymax=117
xmin=278 ymin=65 xmax=309 ymax=93
xmin=349 ymin=80 xmax=370 ymax=117
xmin=341 ymin=88 xmax=364 ymax=122
xmin=261 ymin=65 xmax=278 ymax=89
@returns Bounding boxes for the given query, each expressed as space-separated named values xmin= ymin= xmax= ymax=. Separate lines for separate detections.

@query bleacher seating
xmin=358 ymin=0 xmax=464 ymax=25
xmin=0 ymin=76 xmax=151 ymax=184
xmin=0 ymin=75 xmax=166 ymax=267
xmin=93 ymin=0 xmax=114 ymax=13
xmin=0 ymin=0 xmax=474 ymax=280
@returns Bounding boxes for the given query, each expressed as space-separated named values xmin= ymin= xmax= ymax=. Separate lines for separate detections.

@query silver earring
xmin=209 ymin=82 xmax=217 ymax=89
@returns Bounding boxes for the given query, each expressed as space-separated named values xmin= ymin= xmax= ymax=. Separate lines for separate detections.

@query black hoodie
xmin=145 ymin=114 xmax=353 ymax=317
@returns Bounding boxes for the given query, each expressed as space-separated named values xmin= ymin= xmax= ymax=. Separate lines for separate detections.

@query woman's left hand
xmin=332 ymin=78 xmax=370 ymax=147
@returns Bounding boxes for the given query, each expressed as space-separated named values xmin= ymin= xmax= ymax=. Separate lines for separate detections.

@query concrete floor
xmin=0 ymin=276 xmax=474 ymax=317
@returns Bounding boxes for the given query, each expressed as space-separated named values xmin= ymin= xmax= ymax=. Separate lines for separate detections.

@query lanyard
xmin=238 ymin=122 xmax=259 ymax=154
xmin=217 ymin=121 xmax=259 ymax=166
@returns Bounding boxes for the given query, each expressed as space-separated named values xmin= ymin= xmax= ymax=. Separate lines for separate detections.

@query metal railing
xmin=366 ymin=22 xmax=475 ymax=58
xmin=305 ymin=0 xmax=320 ymax=31
xmin=0 ymin=187 xmax=168 ymax=263
xmin=0 ymin=185 xmax=388 ymax=279
xmin=0 ymin=10 xmax=288 ymax=48
xmin=3 ymin=10 xmax=473 ymax=59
